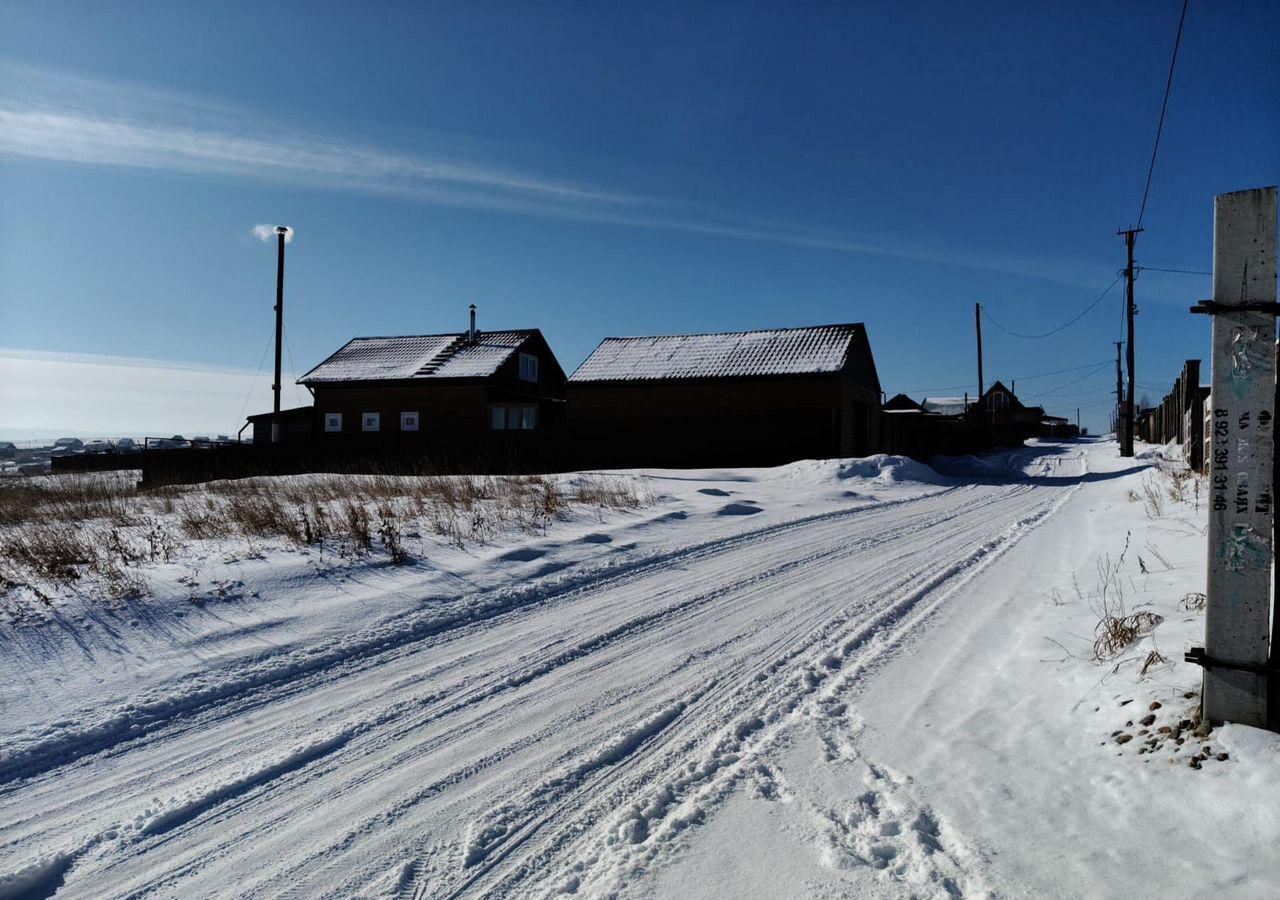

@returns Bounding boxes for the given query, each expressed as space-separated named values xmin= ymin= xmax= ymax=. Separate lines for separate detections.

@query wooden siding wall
xmin=314 ymin=384 xmax=492 ymax=436
xmin=566 ymin=376 xmax=879 ymax=468
xmin=1135 ymin=359 xmax=1207 ymax=471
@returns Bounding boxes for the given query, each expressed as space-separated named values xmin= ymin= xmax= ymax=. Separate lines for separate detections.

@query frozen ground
xmin=1 ymin=438 xmax=1277 ymax=898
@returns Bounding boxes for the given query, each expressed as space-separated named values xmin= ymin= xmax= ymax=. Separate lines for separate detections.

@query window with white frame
xmin=324 ymin=412 xmax=343 ymax=433
xmin=362 ymin=412 xmax=381 ymax=432
xmin=519 ymin=352 xmax=538 ymax=382
xmin=489 ymin=404 xmax=537 ymax=430
xmin=401 ymin=411 xmax=419 ymax=432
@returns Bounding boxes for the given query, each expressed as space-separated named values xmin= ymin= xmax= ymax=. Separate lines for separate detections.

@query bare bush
xmin=378 ymin=516 xmax=409 ymax=565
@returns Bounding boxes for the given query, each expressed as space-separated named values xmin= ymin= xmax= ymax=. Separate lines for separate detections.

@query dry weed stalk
xmin=1088 ymin=531 xmax=1165 ymax=661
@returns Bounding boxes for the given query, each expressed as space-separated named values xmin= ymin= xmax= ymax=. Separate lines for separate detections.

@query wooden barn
xmin=284 ymin=319 xmax=567 ymax=456
xmin=566 ymin=323 xmax=882 ymax=468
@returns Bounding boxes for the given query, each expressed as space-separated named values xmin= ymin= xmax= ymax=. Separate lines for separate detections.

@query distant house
xmin=967 ymin=381 xmax=1048 ymax=444
xmin=291 ymin=323 xmax=567 ymax=448
xmin=882 ymin=393 xmax=926 ymax=413
xmin=567 ymin=323 xmax=882 ymax=467
xmin=921 ymin=396 xmax=969 ymax=417
xmin=882 ymin=394 xmax=975 ymax=458
xmin=0 ymin=442 xmax=15 ymax=460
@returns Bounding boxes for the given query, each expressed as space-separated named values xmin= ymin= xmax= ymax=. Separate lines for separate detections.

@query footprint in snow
xmin=717 ymin=502 xmax=762 ymax=516
xmin=499 ymin=548 xmax=546 ymax=562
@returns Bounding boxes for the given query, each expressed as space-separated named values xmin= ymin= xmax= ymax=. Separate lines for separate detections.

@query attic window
xmin=519 ymin=353 xmax=538 ymax=382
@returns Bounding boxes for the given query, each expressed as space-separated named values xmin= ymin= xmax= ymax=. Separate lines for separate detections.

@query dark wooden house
xmin=282 ymin=326 xmax=567 ymax=455
xmin=881 ymin=394 xmax=975 ymax=458
xmin=566 ymin=323 xmax=882 ymax=468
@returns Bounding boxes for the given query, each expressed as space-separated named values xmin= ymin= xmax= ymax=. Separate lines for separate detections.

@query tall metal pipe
xmin=272 ymin=225 xmax=288 ymax=442
xmin=975 ymin=302 xmax=984 ymax=400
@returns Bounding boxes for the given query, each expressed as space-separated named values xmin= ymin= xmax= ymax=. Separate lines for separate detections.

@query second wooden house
xmin=566 ymin=323 xmax=882 ymax=468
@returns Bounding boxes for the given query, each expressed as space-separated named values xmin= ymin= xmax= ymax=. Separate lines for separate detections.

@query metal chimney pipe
xmin=272 ymin=225 xmax=289 ymax=443
xmin=469 ymin=304 xmax=477 ymax=344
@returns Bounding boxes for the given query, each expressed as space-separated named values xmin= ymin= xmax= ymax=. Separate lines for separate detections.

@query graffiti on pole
xmin=1202 ymin=187 xmax=1277 ymax=729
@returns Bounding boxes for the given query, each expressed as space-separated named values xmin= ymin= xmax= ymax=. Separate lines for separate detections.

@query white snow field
xmin=2 ymin=439 xmax=1278 ymax=899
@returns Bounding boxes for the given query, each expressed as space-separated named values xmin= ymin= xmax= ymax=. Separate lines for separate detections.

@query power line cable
xmin=1139 ymin=265 xmax=1210 ymax=276
xmin=1026 ymin=362 xmax=1114 ymax=399
xmin=900 ymin=359 xmax=1111 ymax=396
xmin=284 ymin=330 xmax=304 ymax=408
xmin=237 ymin=328 xmax=276 ymax=423
xmin=981 ymin=274 xmax=1123 ymax=340
xmin=1136 ymin=0 xmax=1190 ymax=230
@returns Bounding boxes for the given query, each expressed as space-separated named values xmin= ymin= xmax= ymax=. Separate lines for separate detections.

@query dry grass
xmin=0 ymin=469 xmax=650 ymax=611
xmin=1088 ymin=531 xmax=1165 ymax=662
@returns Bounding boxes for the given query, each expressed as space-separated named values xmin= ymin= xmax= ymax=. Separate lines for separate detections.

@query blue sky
xmin=1 ymin=1 xmax=1277 ymax=437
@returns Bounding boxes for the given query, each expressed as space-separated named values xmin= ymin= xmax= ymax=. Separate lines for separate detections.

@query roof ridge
xmin=348 ymin=328 xmax=538 ymax=341
xmin=595 ymin=322 xmax=864 ymax=341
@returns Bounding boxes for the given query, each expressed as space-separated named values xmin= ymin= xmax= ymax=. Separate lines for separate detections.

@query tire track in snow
xmin=1 ymin=485 xmax=983 ymax=896
xmin=93 ymin=488 xmax=1013 ymax=896
xmin=449 ymin=481 xmax=1075 ymax=898
xmin=0 ymin=486 xmax=965 ymax=789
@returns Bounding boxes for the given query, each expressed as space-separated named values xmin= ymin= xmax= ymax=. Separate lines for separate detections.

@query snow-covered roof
xmin=922 ymin=397 xmax=968 ymax=416
xmin=300 ymin=331 xmax=535 ymax=384
xmin=569 ymin=324 xmax=865 ymax=383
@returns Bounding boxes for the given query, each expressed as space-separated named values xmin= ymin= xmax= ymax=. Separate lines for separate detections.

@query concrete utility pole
xmin=272 ymin=225 xmax=289 ymax=443
xmin=1191 ymin=187 xmax=1277 ymax=730
xmin=1115 ymin=341 xmax=1124 ymax=439
xmin=1118 ymin=228 xmax=1143 ymax=456
xmin=975 ymin=303 xmax=984 ymax=401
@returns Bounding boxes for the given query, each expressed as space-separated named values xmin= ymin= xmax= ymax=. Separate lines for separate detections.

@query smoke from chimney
xmin=253 ymin=224 xmax=294 ymax=243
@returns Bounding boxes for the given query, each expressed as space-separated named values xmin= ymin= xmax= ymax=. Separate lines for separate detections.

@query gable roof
xmin=569 ymin=323 xmax=868 ymax=383
xmin=883 ymin=393 xmax=924 ymax=412
xmin=921 ymin=397 xmax=969 ymax=416
xmin=299 ymin=330 xmax=538 ymax=384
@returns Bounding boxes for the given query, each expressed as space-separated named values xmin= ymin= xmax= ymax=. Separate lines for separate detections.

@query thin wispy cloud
xmin=0 ymin=59 xmax=1102 ymax=287
xmin=0 ymin=347 xmax=304 ymax=436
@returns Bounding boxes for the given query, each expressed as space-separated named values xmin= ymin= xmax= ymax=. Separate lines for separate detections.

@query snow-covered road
xmin=4 ymin=440 xmax=1277 ymax=899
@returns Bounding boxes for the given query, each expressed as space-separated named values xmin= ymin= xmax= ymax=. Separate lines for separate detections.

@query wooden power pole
xmin=1118 ymin=228 xmax=1142 ymax=456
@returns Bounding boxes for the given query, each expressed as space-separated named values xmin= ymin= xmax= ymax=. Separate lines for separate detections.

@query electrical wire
xmin=980 ymin=274 xmax=1123 ymax=340
xmin=237 ymin=329 xmax=276 ymax=423
xmin=1025 ymin=362 xmax=1114 ymax=399
xmin=899 ymin=359 xmax=1112 ymax=396
xmin=1136 ymin=0 xmax=1190 ymax=230
xmin=1139 ymin=265 xmax=1210 ymax=276
xmin=284 ymin=331 xmax=304 ymax=409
